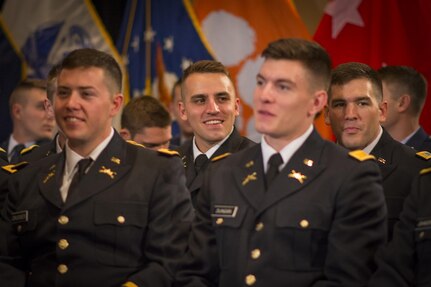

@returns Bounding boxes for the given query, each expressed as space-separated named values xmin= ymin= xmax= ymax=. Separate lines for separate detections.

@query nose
xmin=206 ymin=97 xmax=220 ymax=114
xmin=345 ymin=103 xmax=358 ymax=120
xmin=255 ymin=83 xmax=274 ymax=103
xmin=63 ymin=91 xmax=80 ymax=110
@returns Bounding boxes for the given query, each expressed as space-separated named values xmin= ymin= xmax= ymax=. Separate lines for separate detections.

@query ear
xmin=119 ymin=128 xmax=131 ymax=140
xmin=323 ymin=105 xmax=331 ymax=125
xmin=110 ymin=93 xmax=124 ymax=117
xmin=398 ymin=94 xmax=411 ymax=113
xmin=309 ymin=90 xmax=327 ymax=117
xmin=379 ymin=100 xmax=388 ymax=123
xmin=179 ymin=101 xmax=188 ymax=121
xmin=234 ymin=97 xmax=240 ymax=116
xmin=12 ymin=103 xmax=22 ymax=120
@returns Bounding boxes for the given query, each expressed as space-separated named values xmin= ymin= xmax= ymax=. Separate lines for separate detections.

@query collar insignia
xmin=245 ymin=160 xmax=254 ymax=168
xmin=43 ymin=171 xmax=55 ymax=183
xmin=111 ymin=157 xmax=121 ymax=164
xmin=288 ymin=170 xmax=307 ymax=184
xmin=242 ymin=172 xmax=257 ymax=186
xmin=303 ymin=159 xmax=313 ymax=167
xmin=99 ymin=166 xmax=117 ymax=179
xmin=377 ymin=157 xmax=386 ymax=164
xmin=181 ymin=156 xmax=187 ymax=168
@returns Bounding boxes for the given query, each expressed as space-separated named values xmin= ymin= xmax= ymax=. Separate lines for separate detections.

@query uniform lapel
xmin=370 ymin=130 xmax=396 ymax=180
xmin=63 ymin=133 xmax=131 ymax=210
xmin=38 ymin=153 xmax=64 ymax=209
xmin=233 ymin=145 xmax=265 ymax=210
xmin=257 ymin=130 xmax=326 ymax=216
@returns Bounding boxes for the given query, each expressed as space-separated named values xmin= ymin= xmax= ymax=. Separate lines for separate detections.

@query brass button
xmin=251 ymin=249 xmax=261 ymax=259
xmin=245 ymin=274 xmax=256 ymax=286
xmin=216 ymin=218 xmax=224 ymax=225
xmin=300 ymin=219 xmax=309 ymax=228
xmin=419 ymin=231 xmax=425 ymax=239
xmin=57 ymin=264 xmax=68 ymax=274
xmin=58 ymin=216 xmax=69 ymax=225
xmin=117 ymin=215 xmax=125 ymax=224
xmin=58 ymin=239 xmax=69 ymax=250
xmin=255 ymin=222 xmax=264 ymax=231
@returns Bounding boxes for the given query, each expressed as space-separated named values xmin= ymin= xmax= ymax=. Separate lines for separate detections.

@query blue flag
xmin=0 ymin=17 xmax=24 ymax=142
xmin=117 ymin=0 xmax=214 ymax=102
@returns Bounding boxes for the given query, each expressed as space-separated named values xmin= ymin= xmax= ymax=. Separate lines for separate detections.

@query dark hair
xmin=330 ymin=62 xmax=383 ymax=102
xmin=121 ymin=96 xmax=171 ymax=137
xmin=171 ymin=79 xmax=182 ymax=102
xmin=59 ymin=48 xmax=122 ymax=93
xmin=261 ymin=38 xmax=332 ymax=90
xmin=378 ymin=65 xmax=427 ymax=115
xmin=9 ymin=79 xmax=47 ymax=108
xmin=46 ymin=63 xmax=61 ymax=101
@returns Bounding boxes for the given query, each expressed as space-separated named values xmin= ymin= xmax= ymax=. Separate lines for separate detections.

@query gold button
xmin=255 ymin=222 xmax=264 ymax=231
xmin=16 ymin=225 xmax=22 ymax=232
xmin=58 ymin=239 xmax=69 ymax=250
xmin=245 ymin=274 xmax=256 ymax=286
xmin=117 ymin=215 xmax=125 ymax=224
xmin=57 ymin=264 xmax=68 ymax=274
xmin=300 ymin=219 xmax=309 ymax=228
xmin=251 ymin=249 xmax=261 ymax=259
xmin=216 ymin=218 xmax=224 ymax=225
xmin=58 ymin=216 xmax=69 ymax=225
xmin=419 ymin=231 xmax=425 ymax=239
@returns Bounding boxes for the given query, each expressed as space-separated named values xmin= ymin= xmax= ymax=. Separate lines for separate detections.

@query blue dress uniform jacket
xmin=176 ymin=130 xmax=387 ymax=287
xmin=369 ymin=166 xmax=431 ymax=287
xmin=370 ymin=129 xmax=429 ymax=239
xmin=406 ymin=126 xmax=431 ymax=152
xmin=176 ymin=128 xmax=255 ymax=206
xmin=0 ymin=132 xmax=194 ymax=287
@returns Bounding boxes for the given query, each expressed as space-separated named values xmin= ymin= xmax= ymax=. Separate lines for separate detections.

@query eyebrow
xmin=256 ymin=73 xmax=296 ymax=86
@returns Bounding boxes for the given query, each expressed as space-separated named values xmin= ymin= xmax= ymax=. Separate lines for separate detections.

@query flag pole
xmin=144 ymin=0 xmax=152 ymax=96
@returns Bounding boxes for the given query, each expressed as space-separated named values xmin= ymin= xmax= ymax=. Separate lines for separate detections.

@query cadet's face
xmin=326 ymin=78 xmax=386 ymax=150
xmin=19 ymin=88 xmax=55 ymax=140
xmin=55 ymin=67 xmax=123 ymax=154
xmin=132 ymin=126 xmax=172 ymax=151
xmin=180 ymin=73 xmax=239 ymax=151
xmin=172 ymin=85 xmax=193 ymax=136
xmin=254 ymin=59 xmax=324 ymax=148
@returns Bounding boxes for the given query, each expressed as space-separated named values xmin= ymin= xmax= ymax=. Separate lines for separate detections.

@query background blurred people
xmin=1 ymin=79 xmax=55 ymax=163
xmin=325 ymin=62 xmax=429 ymax=238
xmin=120 ymin=95 xmax=173 ymax=150
xmin=170 ymin=79 xmax=193 ymax=146
xmin=177 ymin=60 xmax=255 ymax=206
xmin=378 ymin=65 xmax=431 ymax=151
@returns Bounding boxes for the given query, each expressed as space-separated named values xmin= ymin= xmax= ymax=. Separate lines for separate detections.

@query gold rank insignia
xmin=245 ymin=160 xmax=254 ymax=168
xmin=288 ymin=170 xmax=307 ymax=184
xmin=420 ymin=167 xmax=431 ymax=175
xmin=99 ymin=166 xmax=117 ymax=179
xmin=111 ymin=157 xmax=121 ymax=164
xmin=242 ymin=172 xmax=257 ymax=186
xmin=303 ymin=158 xmax=313 ymax=167
xmin=349 ymin=150 xmax=376 ymax=161
xmin=0 ymin=147 xmax=6 ymax=153
xmin=43 ymin=171 xmax=55 ymax=183
xmin=158 ymin=148 xmax=180 ymax=156
xmin=1 ymin=162 xmax=29 ymax=174
xmin=416 ymin=151 xmax=431 ymax=160
xmin=20 ymin=144 xmax=39 ymax=155
xmin=126 ymin=140 xmax=145 ymax=148
xmin=212 ymin=153 xmax=231 ymax=162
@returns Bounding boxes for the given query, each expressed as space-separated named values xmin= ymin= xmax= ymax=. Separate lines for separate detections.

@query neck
xmin=385 ymin=116 xmax=419 ymax=142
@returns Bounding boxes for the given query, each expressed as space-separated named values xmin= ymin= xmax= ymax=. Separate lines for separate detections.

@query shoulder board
xmin=0 ymin=147 xmax=6 ymax=153
xmin=157 ymin=148 xmax=179 ymax=156
xmin=416 ymin=151 xmax=431 ymax=160
xmin=1 ymin=161 xmax=29 ymax=174
xmin=420 ymin=167 xmax=431 ymax=175
xmin=349 ymin=150 xmax=376 ymax=162
xmin=126 ymin=140 xmax=146 ymax=148
xmin=211 ymin=153 xmax=231 ymax=162
xmin=20 ymin=144 xmax=39 ymax=155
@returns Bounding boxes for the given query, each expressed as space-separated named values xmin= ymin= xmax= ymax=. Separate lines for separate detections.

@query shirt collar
xmin=7 ymin=135 xmax=35 ymax=156
xmin=192 ymin=126 xmax=234 ymax=160
xmin=363 ymin=126 xmax=383 ymax=154
xmin=400 ymin=127 xmax=420 ymax=144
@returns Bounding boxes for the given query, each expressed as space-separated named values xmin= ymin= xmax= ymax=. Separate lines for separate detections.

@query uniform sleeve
xmin=126 ymin=155 xmax=194 ymax=287
xmin=313 ymin=160 xmax=387 ymax=286
xmin=369 ymin=174 xmax=423 ymax=287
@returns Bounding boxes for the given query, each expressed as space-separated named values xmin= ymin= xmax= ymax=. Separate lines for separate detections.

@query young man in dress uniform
xmin=175 ymin=38 xmax=387 ymax=287
xmin=0 ymin=48 xmax=193 ymax=287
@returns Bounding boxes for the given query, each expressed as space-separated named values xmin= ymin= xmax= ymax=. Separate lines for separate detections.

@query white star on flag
xmin=144 ymin=28 xmax=156 ymax=42
xmin=130 ymin=36 xmax=140 ymax=53
xmin=164 ymin=36 xmax=174 ymax=52
xmin=325 ymin=0 xmax=364 ymax=39
xmin=181 ymin=58 xmax=193 ymax=71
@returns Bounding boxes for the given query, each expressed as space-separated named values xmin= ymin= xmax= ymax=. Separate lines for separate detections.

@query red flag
xmin=314 ymin=0 xmax=431 ymax=134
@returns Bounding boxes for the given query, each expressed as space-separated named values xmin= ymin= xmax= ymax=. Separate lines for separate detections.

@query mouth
xmin=343 ymin=126 xmax=360 ymax=134
xmin=203 ymin=119 xmax=224 ymax=125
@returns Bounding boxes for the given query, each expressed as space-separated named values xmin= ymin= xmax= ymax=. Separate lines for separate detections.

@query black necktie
xmin=265 ymin=153 xmax=283 ymax=189
xmin=194 ymin=154 xmax=209 ymax=174
xmin=10 ymin=144 xmax=25 ymax=164
xmin=68 ymin=158 xmax=93 ymax=196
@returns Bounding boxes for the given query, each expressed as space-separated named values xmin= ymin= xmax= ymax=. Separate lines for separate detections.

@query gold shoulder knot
xmin=126 ymin=140 xmax=146 ymax=148
xmin=416 ymin=151 xmax=431 ymax=160
xmin=349 ymin=150 xmax=376 ymax=161
xmin=20 ymin=144 xmax=39 ymax=155
xmin=157 ymin=148 xmax=179 ymax=156
xmin=211 ymin=153 xmax=231 ymax=162
xmin=1 ymin=162 xmax=29 ymax=174
xmin=420 ymin=167 xmax=431 ymax=175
